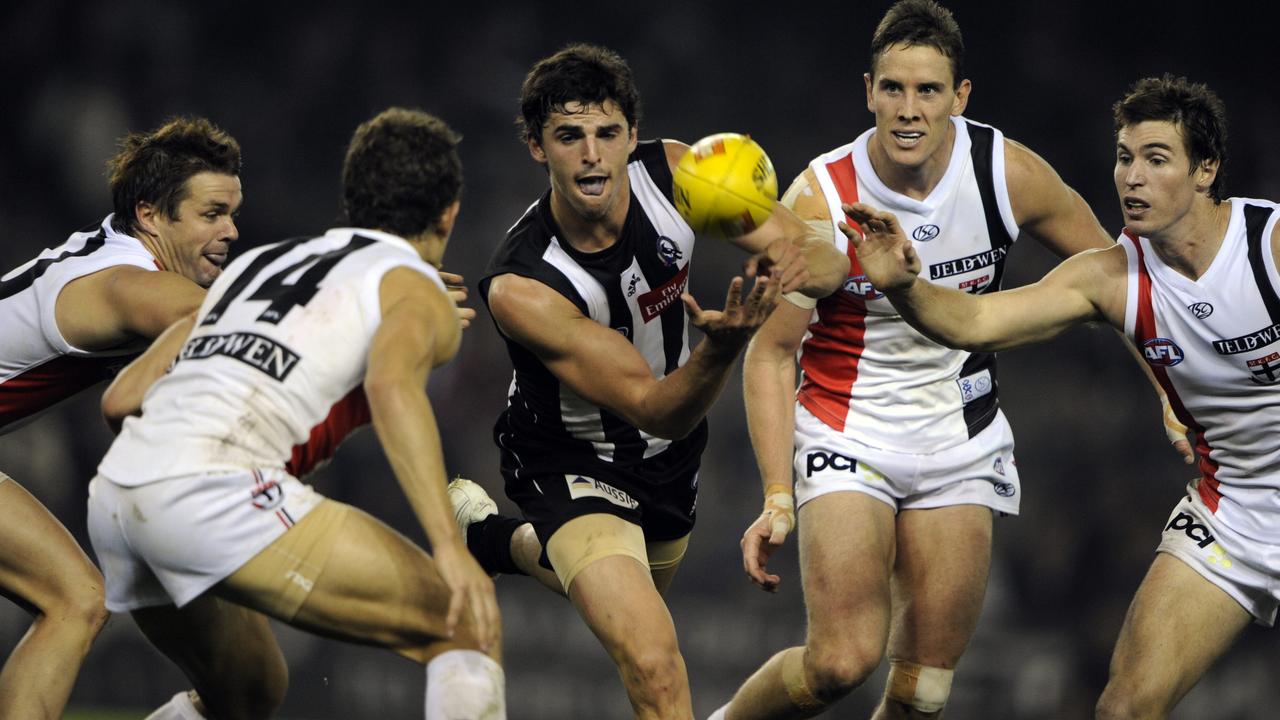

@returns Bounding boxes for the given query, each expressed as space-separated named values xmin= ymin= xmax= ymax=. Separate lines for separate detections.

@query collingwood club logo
xmin=656 ymin=236 xmax=683 ymax=267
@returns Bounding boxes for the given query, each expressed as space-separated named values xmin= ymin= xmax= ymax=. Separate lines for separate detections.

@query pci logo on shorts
xmin=565 ymin=475 xmax=639 ymax=510
xmin=1166 ymin=511 xmax=1215 ymax=548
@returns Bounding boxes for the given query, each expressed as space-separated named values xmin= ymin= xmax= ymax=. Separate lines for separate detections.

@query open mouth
xmin=891 ymin=130 xmax=924 ymax=147
xmin=1123 ymin=197 xmax=1150 ymax=213
xmin=203 ymin=252 xmax=228 ymax=269
xmin=576 ymin=176 xmax=607 ymax=197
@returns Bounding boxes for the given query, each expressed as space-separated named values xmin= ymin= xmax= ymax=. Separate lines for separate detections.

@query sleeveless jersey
xmin=798 ymin=117 xmax=1019 ymax=453
xmin=0 ymin=215 xmax=159 ymax=434
xmin=98 ymin=228 xmax=444 ymax=485
xmin=479 ymin=140 xmax=705 ymax=488
xmin=1121 ymin=198 xmax=1280 ymax=544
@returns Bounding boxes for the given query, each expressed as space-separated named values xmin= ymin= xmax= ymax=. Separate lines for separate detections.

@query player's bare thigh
xmin=217 ymin=499 xmax=486 ymax=664
xmin=1104 ymin=553 xmax=1251 ymax=709
xmin=0 ymin=474 xmax=103 ymax=610
xmin=799 ymin=491 xmax=897 ymax=653
xmin=887 ymin=504 xmax=993 ymax=667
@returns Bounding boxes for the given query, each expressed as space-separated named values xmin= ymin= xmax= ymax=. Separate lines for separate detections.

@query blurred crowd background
xmin=3 ymin=1 xmax=1278 ymax=718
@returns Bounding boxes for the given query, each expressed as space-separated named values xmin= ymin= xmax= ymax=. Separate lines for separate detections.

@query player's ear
xmin=951 ymin=78 xmax=972 ymax=116
xmin=1195 ymin=158 xmax=1220 ymax=194
xmin=527 ymin=135 xmax=547 ymax=165
xmin=864 ymin=72 xmax=875 ymax=112
xmin=133 ymin=200 xmax=161 ymax=237
xmin=627 ymin=123 xmax=638 ymax=153
xmin=436 ymin=200 xmax=461 ymax=239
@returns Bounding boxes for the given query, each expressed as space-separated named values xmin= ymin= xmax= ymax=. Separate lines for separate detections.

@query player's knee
xmin=44 ymin=570 xmax=109 ymax=642
xmin=806 ymin=644 xmax=879 ymax=702
xmin=616 ymin=638 xmax=685 ymax=699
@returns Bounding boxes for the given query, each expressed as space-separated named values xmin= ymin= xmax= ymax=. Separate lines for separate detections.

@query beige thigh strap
xmin=645 ymin=534 xmax=689 ymax=571
xmin=546 ymin=514 xmax=648 ymax=592
xmin=225 ymin=499 xmax=349 ymax=622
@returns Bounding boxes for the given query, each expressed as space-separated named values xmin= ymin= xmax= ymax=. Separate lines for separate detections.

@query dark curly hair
xmin=870 ymin=0 xmax=965 ymax=87
xmin=1113 ymin=74 xmax=1229 ymax=203
xmin=517 ymin=43 xmax=641 ymax=144
xmin=342 ymin=108 xmax=463 ymax=237
xmin=108 ymin=116 xmax=242 ymax=235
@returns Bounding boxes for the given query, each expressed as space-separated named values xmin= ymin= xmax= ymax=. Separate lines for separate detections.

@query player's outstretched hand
xmin=1162 ymin=393 xmax=1195 ymax=464
xmin=439 ymin=270 xmax=477 ymax=329
xmin=682 ymin=274 xmax=781 ymax=352
xmin=742 ymin=489 xmax=795 ymax=593
xmin=745 ymin=237 xmax=809 ymax=294
xmin=433 ymin=540 xmax=500 ymax=652
xmin=840 ymin=202 xmax=921 ymax=292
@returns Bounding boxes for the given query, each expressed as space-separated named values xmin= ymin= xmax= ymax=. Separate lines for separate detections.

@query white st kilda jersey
xmin=98 ymin=228 xmax=445 ymax=486
xmin=0 ymin=215 xmax=159 ymax=434
xmin=799 ymin=117 xmax=1019 ymax=453
xmin=1122 ymin=198 xmax=1280 ymax=543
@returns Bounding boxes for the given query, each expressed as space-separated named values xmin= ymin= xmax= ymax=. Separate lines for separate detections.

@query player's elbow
xmin=638 ymin=416 xmax=698 ymax=441
xmin=100 ymin=385 xmax=133 ymax=434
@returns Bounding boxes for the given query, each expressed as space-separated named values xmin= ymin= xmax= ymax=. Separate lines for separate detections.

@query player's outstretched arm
xmin=843 ymin=202 xmax=1116 ymax=352
xmin=101 ymin=312 xmax=197 ymax=433
xmin=488 ymin=271 xmax=778 ymax=440
xmin=366 ymin=267 xmax=497 ymax=650
xmin=740 ymin=301 xmax=809 ymax=592
xmin=57 ymin=266 xmax=206 ymax=351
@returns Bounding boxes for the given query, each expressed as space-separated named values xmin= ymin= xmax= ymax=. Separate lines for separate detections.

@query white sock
xmin=425 ymin=649 xmax=506 ymax=719
xmin=144 ymin=691 xmax=204 ymax=719
xmin=706 ymin=703 xmax=730 ymax=720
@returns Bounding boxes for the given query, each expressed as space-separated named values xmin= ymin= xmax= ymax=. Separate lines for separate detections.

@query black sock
xmin=465 ymin=515 xmax=527 ymax=576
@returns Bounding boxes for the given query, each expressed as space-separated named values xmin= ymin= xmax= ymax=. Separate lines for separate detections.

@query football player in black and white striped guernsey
xmin=454 ymin=44 xmax=848 ymax=720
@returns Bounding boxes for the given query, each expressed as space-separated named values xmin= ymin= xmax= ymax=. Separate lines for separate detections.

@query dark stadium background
xmin=2 ymin=1 xmax=1277 ymax=718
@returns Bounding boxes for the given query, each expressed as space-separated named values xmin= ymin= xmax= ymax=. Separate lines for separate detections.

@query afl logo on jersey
xmin=1142 ymin=337 xmax=1185 ymax=366
xmin=912 ymin=224 xmax=941 ymax=242
xmin=1188 ymin=302 xmax=1214 ymax=319
xmin=656 ymin=236 xmax=683 ymax=267
xmin=841 ymin=274 xmax=884 ymax=300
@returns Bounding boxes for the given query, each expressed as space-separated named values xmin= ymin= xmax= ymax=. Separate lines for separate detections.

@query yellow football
xmin=672 ymin=133 xmax=777 ymax=238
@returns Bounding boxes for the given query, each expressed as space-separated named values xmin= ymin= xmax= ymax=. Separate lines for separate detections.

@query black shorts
xmin=503 ymin=466 xmax=699 ymax=567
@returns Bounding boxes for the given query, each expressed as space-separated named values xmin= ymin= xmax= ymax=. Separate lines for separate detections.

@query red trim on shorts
xmin=798 ymin=153 xmax=868 ymax=433
xmin=0 ymin=354 xmax=132 ymax=433
xmin=286 ymin=387 xmax=370 ymax=477
xmin=1129 ymin=234 xmax=1222 ymax=512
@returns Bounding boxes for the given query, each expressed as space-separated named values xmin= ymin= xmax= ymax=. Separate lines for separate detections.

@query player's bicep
xmin=1005 ymin=139 xmax=1112 ymax=258
xmin=488 ymin=275 xmax=654 ymax=420
xmin=106 ymin=267 xmax=207 ymax=339
xmin=367 ymin=268 xmax=456 ymax=391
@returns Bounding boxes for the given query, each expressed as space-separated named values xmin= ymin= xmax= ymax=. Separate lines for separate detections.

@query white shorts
xmin=1157 ymin=489 xmax=1280 ymax=626
xmin=87 ymin=468 xmax=324 ymax=612
xmin=792 ymin=404 xmax=1021 ymax=515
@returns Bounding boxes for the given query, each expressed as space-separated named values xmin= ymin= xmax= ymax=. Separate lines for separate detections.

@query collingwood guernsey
xmin=480 ymin=140 xmax=705 ymax=488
